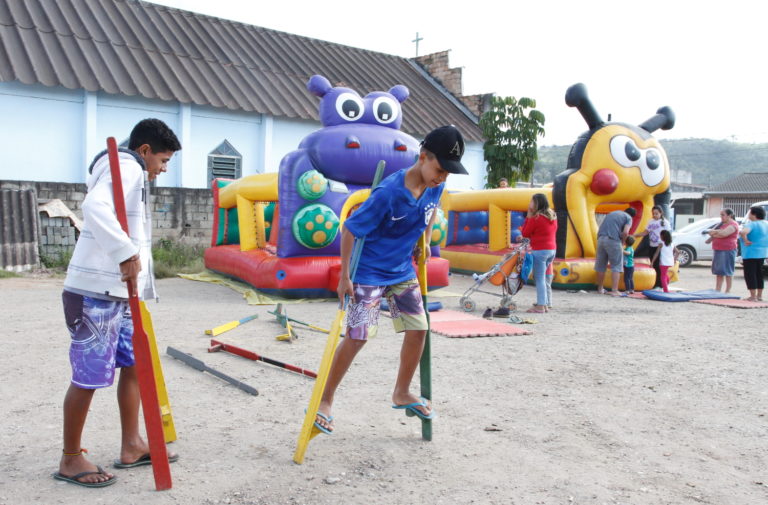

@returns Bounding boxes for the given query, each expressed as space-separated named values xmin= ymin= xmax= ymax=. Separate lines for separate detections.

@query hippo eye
xmin=610 ymin=135 xmax=640 ymax=168
xmin=335 ymin=93 xmax=364 ymax=121
xmin=372 ymin=96 xmax=399 ymax=124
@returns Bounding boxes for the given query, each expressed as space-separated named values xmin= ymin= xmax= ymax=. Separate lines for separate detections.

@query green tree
xmin=479 ymin=96 xmax=546 ymax=188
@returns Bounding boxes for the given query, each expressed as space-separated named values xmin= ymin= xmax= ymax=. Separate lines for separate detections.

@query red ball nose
xmin=590 ymin=169 xmax=619 ymax=195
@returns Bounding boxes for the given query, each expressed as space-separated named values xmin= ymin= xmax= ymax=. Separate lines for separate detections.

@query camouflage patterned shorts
xmin=345 ymin=279 xmax=427 ymax=340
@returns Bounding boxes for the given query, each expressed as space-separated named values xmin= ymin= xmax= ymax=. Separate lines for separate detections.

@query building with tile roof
xmin=0 ymin=0 xmax=488 ymax=189
xmin=703 ymin=172 xmax=768 ymax=218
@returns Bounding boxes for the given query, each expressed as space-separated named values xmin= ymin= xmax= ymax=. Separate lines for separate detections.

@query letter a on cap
xmin=449 ymin=141 xmax=463 ymax=157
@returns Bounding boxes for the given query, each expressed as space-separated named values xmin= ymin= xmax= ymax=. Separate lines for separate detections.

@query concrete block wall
xmin=38 ymin=215 xmax=77 ymax=261
xmin=0 ymin=181 xmax=214 ymax=255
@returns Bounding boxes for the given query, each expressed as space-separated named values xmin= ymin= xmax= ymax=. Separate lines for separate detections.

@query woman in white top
xmin=634 ymin=205 xmax=671 ymax=288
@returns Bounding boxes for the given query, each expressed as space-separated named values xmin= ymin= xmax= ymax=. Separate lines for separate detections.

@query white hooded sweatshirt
xmin=64 ymin=149 xmax=156 ymax=300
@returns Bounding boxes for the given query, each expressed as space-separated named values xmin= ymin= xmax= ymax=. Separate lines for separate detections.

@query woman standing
xmin=739 ymin=206 xmax=768 ymax=301
xmin=705 ymin=208 xmax=739 ymax=293
xmin=520 ymin=193 xmax=557 ymax=313
xmin=633 ymin=205 xmax=671 ymax=288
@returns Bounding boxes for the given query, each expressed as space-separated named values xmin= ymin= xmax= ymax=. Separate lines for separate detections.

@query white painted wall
xmin=448 ymin=141 xmax=486 ymax=191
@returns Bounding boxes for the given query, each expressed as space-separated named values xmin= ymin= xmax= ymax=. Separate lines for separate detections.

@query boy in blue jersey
xmin=314 ymin=125 xmax=468 ymax=434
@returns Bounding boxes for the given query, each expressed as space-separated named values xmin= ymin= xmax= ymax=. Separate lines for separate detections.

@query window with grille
xmin=722 ymin=198 xmax=759 ymax=218
xmin=208 ymin=140 xmax=242 ymax=183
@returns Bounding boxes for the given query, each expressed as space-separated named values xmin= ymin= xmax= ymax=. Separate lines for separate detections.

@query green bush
xmin=152 ymin=238 xmax=205 ymax=279
xmin=40 ymin=249 xmax=73 ymax=271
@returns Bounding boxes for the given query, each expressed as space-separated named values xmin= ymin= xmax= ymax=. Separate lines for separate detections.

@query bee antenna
xmin=565 ymin=83 xmax=604 ymax=129
xmin=639 ymin=106 xmax=676 ymax=133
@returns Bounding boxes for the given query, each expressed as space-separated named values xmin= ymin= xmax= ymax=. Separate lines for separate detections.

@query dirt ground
xmin=0 ymin=262 xmax=766 ymax=505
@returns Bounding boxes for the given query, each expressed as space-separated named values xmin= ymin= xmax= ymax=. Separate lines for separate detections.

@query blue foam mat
xmin=641 ymin=289 xmax=741 ymax=302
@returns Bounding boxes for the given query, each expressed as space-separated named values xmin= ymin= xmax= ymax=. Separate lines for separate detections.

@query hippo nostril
xmin=394 ymin=140 xmax=407 ymax=152
xmin=346 ymin=135 xmax=360 ymax=149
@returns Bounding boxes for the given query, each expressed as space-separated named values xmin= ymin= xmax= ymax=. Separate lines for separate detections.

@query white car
xmin=672 ymin=217 xmax=720 ymax=267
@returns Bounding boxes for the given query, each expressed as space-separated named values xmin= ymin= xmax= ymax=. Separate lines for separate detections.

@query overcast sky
xmin=151 ymin=0 xmax=766 ymax=146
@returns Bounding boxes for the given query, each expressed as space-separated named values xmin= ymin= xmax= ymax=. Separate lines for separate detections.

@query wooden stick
xmin=208 ymin=339 xmax=317 ymax=378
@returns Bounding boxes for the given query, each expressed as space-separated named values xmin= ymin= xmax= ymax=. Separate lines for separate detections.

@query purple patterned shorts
xmin=62 ymin=290 xmax=135 ymax=389
xmin=346 ymin=279 xmax=427 ymax=340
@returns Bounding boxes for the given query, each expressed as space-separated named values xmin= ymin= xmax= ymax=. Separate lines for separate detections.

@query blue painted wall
xmin=0 ymin=81 xmax=488 ymax=190
xmin=188 ymin=104 xmax=262 ymax=187
xmin=0 ymin=82 xmax=84 ymax=182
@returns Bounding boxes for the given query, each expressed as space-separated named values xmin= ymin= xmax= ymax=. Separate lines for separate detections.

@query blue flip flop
xmin=392 ymin=397 xmax=435 ymax=420
xmin=311 ymin=411 xmax=334 ymax=435
xmin=113 ymin=452 xmax=179 ymax=469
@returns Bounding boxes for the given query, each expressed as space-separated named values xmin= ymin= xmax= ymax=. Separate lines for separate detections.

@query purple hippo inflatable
xmin=276 ymin=75 xmax=420 ymax=257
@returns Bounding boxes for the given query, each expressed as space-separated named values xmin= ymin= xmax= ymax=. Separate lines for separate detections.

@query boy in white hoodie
xmin=53 ymin=119 xmax=181 ymax=488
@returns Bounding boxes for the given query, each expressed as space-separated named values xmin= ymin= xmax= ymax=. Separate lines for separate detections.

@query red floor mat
xmin=691 ymin=299 xmax=768 ymax=309
xmin=428 ymin=310 xmax=532 ymax=337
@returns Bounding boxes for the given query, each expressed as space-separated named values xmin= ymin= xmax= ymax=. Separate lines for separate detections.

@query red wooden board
xmin=428 ymin=310 xmax=532 ymax=337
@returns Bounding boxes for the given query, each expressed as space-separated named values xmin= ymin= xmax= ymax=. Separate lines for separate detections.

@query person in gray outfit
xmin=594 ymin=208 xmax=636 ymax=295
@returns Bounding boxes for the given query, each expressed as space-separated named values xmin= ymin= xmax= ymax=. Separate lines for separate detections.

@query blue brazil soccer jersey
xmin=343 ymin=169 xmax=444 ymax=285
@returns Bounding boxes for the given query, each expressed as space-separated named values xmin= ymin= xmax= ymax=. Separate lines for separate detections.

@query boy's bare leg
xmin=392 ymin=329 xmax=431 ymax=417
xmin=715 ymin=275 xmax=724 ymax=291
xmin=116 ymin=366 xmax=151 ymax=464
xmin=116 ymin=365 xmax=178 ymax=464
xmin=317 ymin=338 xmax=367 ymax=431
xmin=59 ymin=384 xmax=115 ymax=483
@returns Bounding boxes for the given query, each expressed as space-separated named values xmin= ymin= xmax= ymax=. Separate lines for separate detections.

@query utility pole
xmin=412 ymin=32 xmax=423 ymax=57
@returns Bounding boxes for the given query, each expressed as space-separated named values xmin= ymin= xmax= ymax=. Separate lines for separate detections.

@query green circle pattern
xmin=297 ymin=170 xmax=328 ymax=201
xmin=430 ymin=208 xmax=448 ymax=246
xmin=292 ymin=203 xmax=339 ymax=249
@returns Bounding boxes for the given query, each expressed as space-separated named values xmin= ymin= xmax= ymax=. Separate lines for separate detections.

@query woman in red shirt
xmin=520 ymin=193 xmax=558 ymax=313
xmin=705 ymin=208 xmax=739 ymax=293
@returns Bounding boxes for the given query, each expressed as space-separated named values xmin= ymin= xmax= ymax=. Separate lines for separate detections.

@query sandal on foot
xmin=312 ymin=411 xmax=334 ymax=435
xmin=113 ymin=452 xmax=179 ymax=469
xmin=392 ymin=397 xmax=435 ymax=420
xmin=52 ymin=466 xmax=117 ymax=488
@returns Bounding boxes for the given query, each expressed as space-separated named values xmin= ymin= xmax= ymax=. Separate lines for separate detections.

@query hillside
xmin=533 ymin=138 xmax=768 ymax=186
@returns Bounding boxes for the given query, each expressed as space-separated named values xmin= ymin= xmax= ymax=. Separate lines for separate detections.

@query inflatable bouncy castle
xmin=442 ymin=83 xmax=677 ymax=291
xmin=204 ymin=75 xmax=450 ymax=298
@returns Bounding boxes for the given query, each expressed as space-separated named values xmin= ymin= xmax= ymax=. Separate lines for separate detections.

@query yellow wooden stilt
xmin=293 ymin=308 xmax=345 ymax=464
xmin=140 ymin=301 xmax=177 ymax=443
xmin=293 ymin=160 xmax=387 ymax=464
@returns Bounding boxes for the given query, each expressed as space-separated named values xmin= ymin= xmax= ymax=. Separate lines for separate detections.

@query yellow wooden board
xmin=140 ymin=301 xmax=177 ymax=443
xmin=293 ymin=308 xmax=345 ymax=464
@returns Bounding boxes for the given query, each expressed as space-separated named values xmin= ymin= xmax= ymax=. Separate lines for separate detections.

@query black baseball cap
xmin=421 ymin=125 xmax=468 ymax=175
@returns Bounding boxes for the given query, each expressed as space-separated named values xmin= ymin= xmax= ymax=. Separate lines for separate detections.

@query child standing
xmin=54 ymin=119 xmax=181 ymax=487
xmin=633 ymin=205 xmax=671 ymax=288
xmin=623 ymin=235 xmax=636 ymax=294
xmin=652 ymin=229 xmax=679 ymax=293
xmin=313 ymin=125 xmax=467 ymax=433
